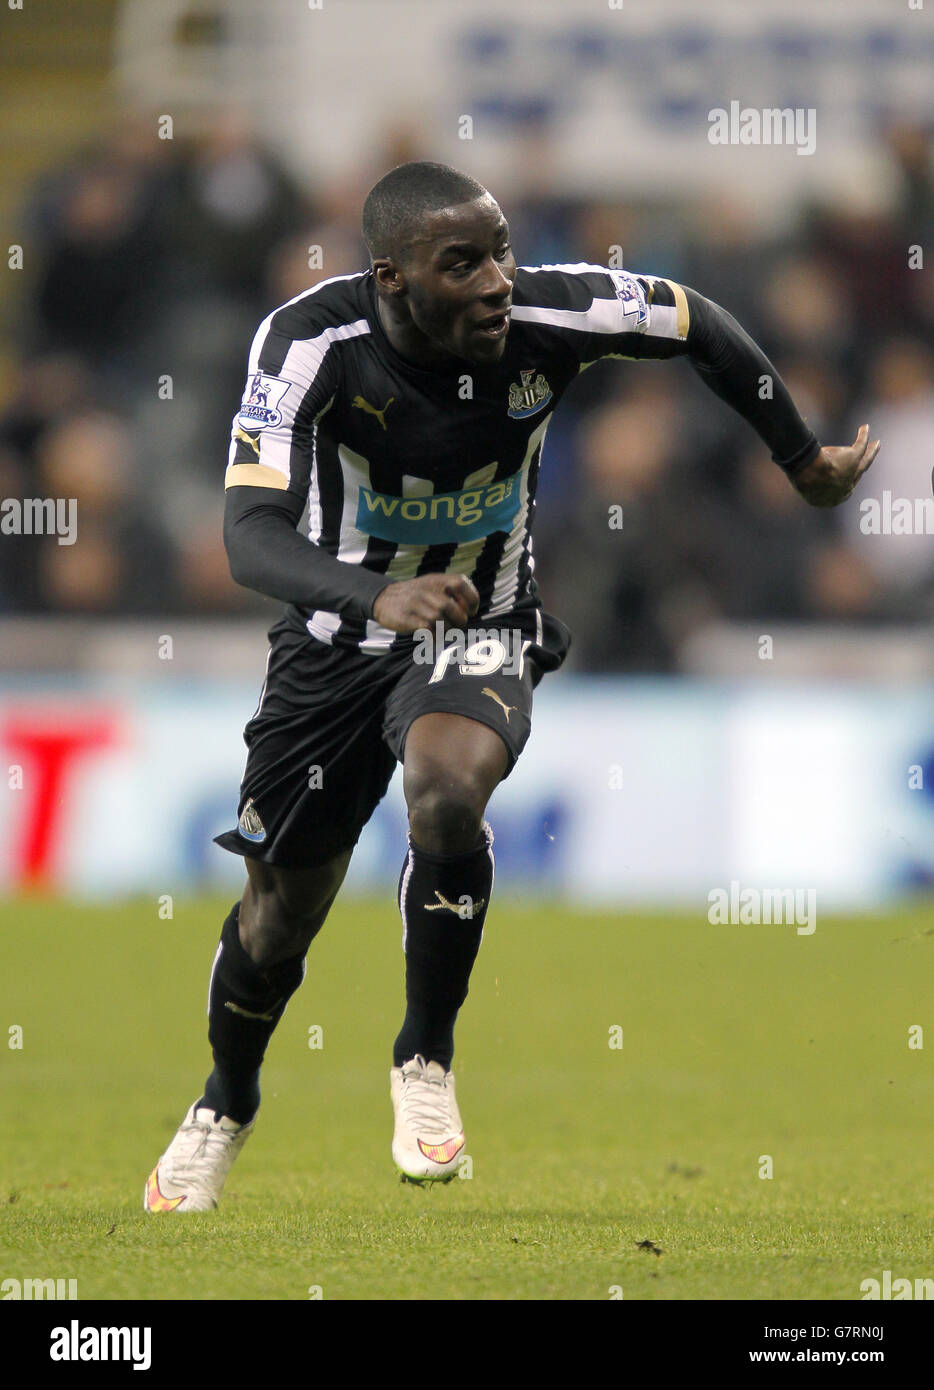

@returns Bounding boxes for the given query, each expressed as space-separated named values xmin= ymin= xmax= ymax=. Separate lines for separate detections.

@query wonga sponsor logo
xmin=356 ymin=472 xmax=522 ymax=544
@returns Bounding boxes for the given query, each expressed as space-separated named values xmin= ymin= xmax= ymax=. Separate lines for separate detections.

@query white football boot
xmin=391 ymin=1054 xmax=466 ymax=1184
xmin=144 ymin=1103 xmax=254 ymax=1212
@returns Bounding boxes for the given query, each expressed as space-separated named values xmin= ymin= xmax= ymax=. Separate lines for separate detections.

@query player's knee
xmin=406 ymin=772 xmax=488 ymax=855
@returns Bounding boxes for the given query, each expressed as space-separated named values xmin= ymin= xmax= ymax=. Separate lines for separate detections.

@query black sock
xmin=392 ymin=823 xmax=494 ymax=1071
xmin=200 ymin=902 xmax=305 ymax=1124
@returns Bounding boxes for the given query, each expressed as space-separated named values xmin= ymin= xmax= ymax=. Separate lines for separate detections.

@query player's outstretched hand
xmin=791 ymin=424 xmax=881 ymax=507
xmin=372 ymin=573 xmax=480 ymax=634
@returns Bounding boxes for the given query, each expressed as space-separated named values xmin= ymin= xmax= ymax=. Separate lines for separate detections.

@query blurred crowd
xmin=2 ymin=110 xmax=933 ymax=670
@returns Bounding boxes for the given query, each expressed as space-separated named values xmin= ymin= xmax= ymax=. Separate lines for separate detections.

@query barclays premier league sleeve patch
xmin=607 ymin=270 xmax=648 ymax=331
xmin=237 ymin=372 xmax=292 ymax=430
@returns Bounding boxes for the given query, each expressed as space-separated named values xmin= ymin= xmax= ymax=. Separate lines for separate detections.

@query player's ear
xmin=373 ymin=258 xmax=406 ymax=296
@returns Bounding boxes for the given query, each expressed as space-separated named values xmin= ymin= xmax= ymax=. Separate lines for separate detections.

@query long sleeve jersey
xmin=223 ymin=264 xmax=820 ymax=652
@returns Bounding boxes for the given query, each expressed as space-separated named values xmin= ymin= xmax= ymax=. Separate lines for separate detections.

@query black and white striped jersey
xmin=224 ymin=263 xmax=808 ymax=655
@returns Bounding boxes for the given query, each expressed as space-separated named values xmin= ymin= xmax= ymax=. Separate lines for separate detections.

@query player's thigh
xmin=384 ymin=616 xmax=548 ymax=782
xmin=402 ymin=711 xmax=509 ymax=822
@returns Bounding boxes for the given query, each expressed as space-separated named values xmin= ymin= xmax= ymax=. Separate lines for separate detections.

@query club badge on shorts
xmin=238 ymin=798 xmax=266 ymax=843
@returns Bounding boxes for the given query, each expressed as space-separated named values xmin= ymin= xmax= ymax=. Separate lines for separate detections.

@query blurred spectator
xmin=686 ymin=442 xmax=862 ymax=624
xmin=176 ymin=513 xmax=257 ymax=614
xmin=807 ymin=540 xmax=882 ymax=622
xmin=681 ymin=197 xmax=777 ymax=343
xmin=0 ymin=353 xmax=98 ymax=612
xmin=885 ymin=120 xmax=934 ymax=242
xmin=841 ymin=339 xmax=934 ymax=615
xmin=0 ymin=442 xmax=33 ymax=611
xmin=760 ymin=254 xmax=856 ymax=373
xmin=266 ymin=222 xmax=367 ymax=305
xmin=24 ymin=124 xmax=176 ymax=384
xmin=0 ymin=353 xmax=93 ymax=462
xmin=166 ymin=108 xmax=309 ymax=312
xmin=35 ymin=411 xmax=178 ymax=615
xmin=538 ymin=377 xmax=720 ymax=671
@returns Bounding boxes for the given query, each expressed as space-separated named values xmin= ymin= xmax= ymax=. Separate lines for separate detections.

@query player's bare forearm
xmin=788 ymin=424 xmax=881 ymax=507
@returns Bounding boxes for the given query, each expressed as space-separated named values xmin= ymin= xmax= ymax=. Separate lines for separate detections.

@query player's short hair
xmin=362 ymin=162 xmax=490 ymax=267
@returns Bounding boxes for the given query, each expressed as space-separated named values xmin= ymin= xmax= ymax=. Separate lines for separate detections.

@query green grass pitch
xmin=1 ymin=893 xmax=931 ymax=1301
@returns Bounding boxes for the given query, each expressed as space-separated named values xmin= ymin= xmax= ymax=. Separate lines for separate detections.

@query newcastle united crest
xmin=507 ymin=368 xmax=553 ymax=420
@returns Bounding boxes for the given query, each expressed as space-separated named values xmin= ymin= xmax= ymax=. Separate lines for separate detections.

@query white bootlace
xmin=400 ymin=1056 xmax=454 ymax=1137
xmin=175 ymin=1112 xmax=240 ymax=1176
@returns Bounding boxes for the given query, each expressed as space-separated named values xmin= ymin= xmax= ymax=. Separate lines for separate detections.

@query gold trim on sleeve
xmin=224 ymin=463 xmax=289 ymax=490
xmin=661 ymin=279 xmax=690 ymax=339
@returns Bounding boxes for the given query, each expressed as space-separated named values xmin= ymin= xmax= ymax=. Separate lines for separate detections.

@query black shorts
xmin=214 ymin=605 xmax=571 ymax=868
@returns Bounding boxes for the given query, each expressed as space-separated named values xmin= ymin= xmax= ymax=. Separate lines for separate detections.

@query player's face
xmin=394 ymin=197 xmax=516 ymax=365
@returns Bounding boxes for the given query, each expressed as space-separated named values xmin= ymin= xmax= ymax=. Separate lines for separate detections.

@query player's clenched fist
xmin=372 ymin=573 xmax=480 ymax=633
